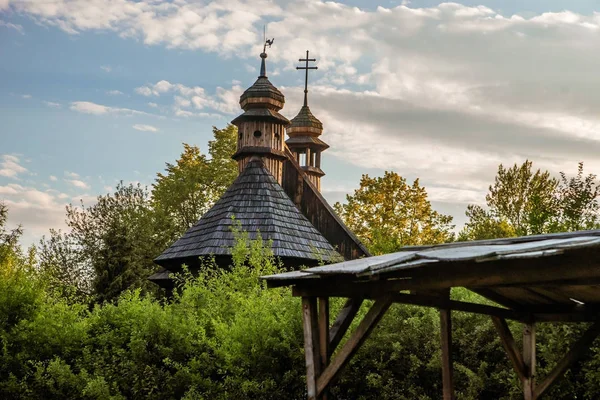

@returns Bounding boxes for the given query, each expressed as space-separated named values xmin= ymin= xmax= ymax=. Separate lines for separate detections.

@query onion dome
xmin=288 ymin=105 xmax=324 ymax=138
xmin=232 ymin=51 xmax=289 ymax=125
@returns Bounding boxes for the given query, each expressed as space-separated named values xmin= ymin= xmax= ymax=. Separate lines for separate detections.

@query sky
xmin=2 ymin=0 xmax=600 ymax=247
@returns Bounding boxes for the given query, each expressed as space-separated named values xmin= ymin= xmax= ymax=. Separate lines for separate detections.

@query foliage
xmin=557 ymin=162 xmax=600 ymax=231
xmin=38 ymin=229 xmax=92 ymax=303
xmin=152 ymin=125 xmax=238 ymax=239
xmin=0 ymin=220 xmax=305 ymax=400
xmin=2 ymin=202 xmax=600 ymax=399
xmin=65 ymin=182 xmax=167 ymax=303
xmin=460 ymin=161 xmax=600 ymax=240
xmin=334 ymin=171 xmax=455 ymax=254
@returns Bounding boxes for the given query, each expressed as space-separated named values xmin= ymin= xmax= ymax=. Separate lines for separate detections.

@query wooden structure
xmin=150 ymin=45 xmax=368 ymax=287
xmin=286 ymin=50 xmax=328 ymax=192
xmin=263 ymin=231 xmax=600 ymax=399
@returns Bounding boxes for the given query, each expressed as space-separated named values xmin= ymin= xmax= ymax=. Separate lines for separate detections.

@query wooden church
xmin=150 ymin=42 xmax=368 ymax=288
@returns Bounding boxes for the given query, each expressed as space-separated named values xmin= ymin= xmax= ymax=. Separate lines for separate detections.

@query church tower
xmin=286 ymin=51 xmax=328 ymax=192
xmin=231 ymin=40 xmax=290 ymax=184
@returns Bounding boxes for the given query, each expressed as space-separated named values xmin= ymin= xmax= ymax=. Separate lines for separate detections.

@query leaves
xmin=461 ymin=161 xmax=600 ymax=240
xmin=152 ymin=125 xmax=238 ymax=240
xmin=334 ymin=172 xmax=454 ymax=254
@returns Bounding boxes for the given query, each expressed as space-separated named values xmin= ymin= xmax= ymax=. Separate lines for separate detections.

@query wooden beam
xmin=491 ymin=316 xmax=527 ymax=382
xmin=390 ymin=293 xmax=526 ymax=321
xmin=523 ymin=321 xmax=536 ymax=400
xmin=440 ymin=308 xmax=454 ymax=400
xmin=534 ymin=312 xmax=600 ymax=323
xmin=302 ymin=297 xmax=321 ymax=400
xmin=329 ymin=298 xmax=363 ymax=354
xmin=318 ymin=297 xmax=330 ymax=400
xmin=534 ymin=321 xmax=600 ymax=399
xmin=472 ymin=288 xmax=524 ymax=309
xmin=316 ymin=296 xmax=393 ymax=397
xmin=296 ymin=287 xmax=526 ymax=321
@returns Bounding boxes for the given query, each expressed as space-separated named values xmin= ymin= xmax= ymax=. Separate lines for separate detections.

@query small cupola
xmin=286 ymin=50 xmax=329 ymax=192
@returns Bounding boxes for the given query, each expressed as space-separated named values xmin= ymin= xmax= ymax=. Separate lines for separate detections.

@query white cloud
xmin=49 ymin=175 xmax=57 ymax=181
xmin=100 ymin=65 xmax=111 ymax=72
xmin=0 ymin=180 xmax=97 ymax=247
xmin=136 ymin=80 xmax=242 ymax=116
xmin=43 ymin=101 xmax=61 ymax=108
xmin=65 ymin=179 xmax=90 ymax=189
xmin=0 ymin=155 xmax=27 ymax=179
xmin=132 ymin=124 xmax=158 ymax=132
xmin=64 ymin=171 xmax=80 ymax=178
xmin=21 ymin=94 xmax=32 ymax=99
xmin=147 ymin=102 xmax=158 ymax=108
xmin=106 ymin=90 xmax=124 ymax=95
xmin=70 ymin=101 xmax=151 ymax=116
xmin=0 ymin=19 xmax=23 ymax=34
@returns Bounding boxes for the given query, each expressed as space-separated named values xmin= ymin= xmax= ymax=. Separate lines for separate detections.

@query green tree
xmin=152 ymin=124 xmax=238 ymax=239
xmin=38 ymin=229 xmax=92 ymax=303
xmin=65 ymin=183 xmax=167 ymax=303
xmin=557 ymin=162 xmax=600 ymax=231
xmin=334 ymin=172 xmax=454 ymax=254
xmin=460 ymin=161 xmax=600 ymax=241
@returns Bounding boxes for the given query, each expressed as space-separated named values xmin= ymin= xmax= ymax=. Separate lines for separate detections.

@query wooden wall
xmin=282 ymin=151 xmax=369 ymax=261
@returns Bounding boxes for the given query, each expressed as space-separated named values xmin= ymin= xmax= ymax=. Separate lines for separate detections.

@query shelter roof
xmin=263 ymin=230 xmax=600 ymax=316
xmin=155 ymin=157 xmax=337 ymax=268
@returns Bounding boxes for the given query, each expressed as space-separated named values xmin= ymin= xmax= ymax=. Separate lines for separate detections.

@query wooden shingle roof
xmin=154 ymin=157 xmax=337 ymax=269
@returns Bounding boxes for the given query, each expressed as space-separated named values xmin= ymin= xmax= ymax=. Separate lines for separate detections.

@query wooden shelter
xmin=263 ymin=230 xmax=600 ymax=399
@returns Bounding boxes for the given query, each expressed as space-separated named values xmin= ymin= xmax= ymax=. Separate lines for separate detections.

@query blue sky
xmin=2 ymin=0 xmax=600 ymax=246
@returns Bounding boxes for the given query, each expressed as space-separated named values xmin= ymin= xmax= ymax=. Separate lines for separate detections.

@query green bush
xmin=1 ymin=227 xmax=600 ymax=399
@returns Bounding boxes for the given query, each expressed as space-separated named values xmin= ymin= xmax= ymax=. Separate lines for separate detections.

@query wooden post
xmin=523 ymin=321 xmax=536 ymax=400
xmin=318 ymin=297 xmax=330 ymax=400
xmin=302 ymin=297 xmax=321 ymax=400
xmin=440 ymin=308 xmax=454 ymax=400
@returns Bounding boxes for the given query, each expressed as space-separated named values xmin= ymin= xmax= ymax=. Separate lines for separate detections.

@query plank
xmin=440 ymin=308 xmax=454 ymax=400
xmin=318 ymin=297 xmax=330 ymax=400
xmin=390 ymin=293 xmax=526 ymax=321
xmin=316 ymin=296 xmax=393 ymax=397
xmin=302 ymin=297 xmax=321 ymax=400
xmin=491 ymin=316 xmax=527 ymax=382
xmin=329 ymin=298 xmax=364 ymax=354
xmin=534 ymin=321 xmax=600 ymax=399
xmin=523 ymin=322 xmax=536 ymax=400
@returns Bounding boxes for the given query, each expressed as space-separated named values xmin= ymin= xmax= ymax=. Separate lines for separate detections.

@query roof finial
xmin=260 ymin=25 xmax=274 ymax=78
xmin=296 ymin=50 xmax=317 ymax=107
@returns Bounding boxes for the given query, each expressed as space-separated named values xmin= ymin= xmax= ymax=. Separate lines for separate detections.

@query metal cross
xmin=296 ymin=50 xmax=318 ymax=107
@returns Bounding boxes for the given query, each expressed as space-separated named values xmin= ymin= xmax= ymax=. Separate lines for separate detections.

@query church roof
xmin=239 ymin=53 xmax=285 ymax=110
xmin=290 ymin=105 xmax=323 ymax=130
xmin=154 ymin=157 xmax=337 ymax=268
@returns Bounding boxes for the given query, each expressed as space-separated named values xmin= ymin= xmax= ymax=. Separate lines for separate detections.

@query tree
xmin=38 ymin=229 xmax=93 ymax=303
xmin=66 ymin=183 xmax=167 ymax=303
xmin=334 ymin=172 xmax=454 ymax=254
xmin=460 ymin=161 xmax=600 ymax=241
xmin=152 ymin=125 xmax=238 ymax=239
xmin=557 ymin=162 xmax=600 ymax=231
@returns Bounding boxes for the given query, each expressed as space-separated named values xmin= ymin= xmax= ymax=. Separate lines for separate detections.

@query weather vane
xmin=296 ymin=50 xmax=318 ymax=107
xmin=263 ymin=25 xmax=274 ymax=54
